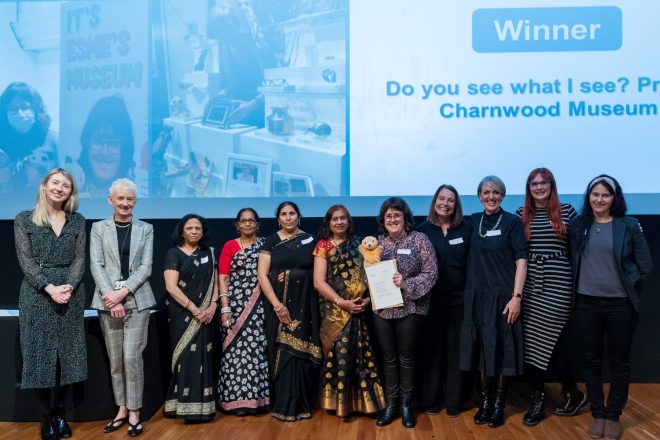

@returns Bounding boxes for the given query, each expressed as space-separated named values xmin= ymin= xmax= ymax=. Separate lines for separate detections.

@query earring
xmin=277 ymin=222 xmax=281 ymax=228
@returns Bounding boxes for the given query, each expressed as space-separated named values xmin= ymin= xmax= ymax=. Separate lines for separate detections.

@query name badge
xmin=301 ymin=236 xmax=314 ymax=245
xmin=448 ymin=237 xmax=464 ymax=245
xmin=397 ymin=248 xmax=411 ymax=255
xmin=200 ymin=256 xmax=209 ymax=264
xmin=486 ymin=230 xmax=502 ymax=237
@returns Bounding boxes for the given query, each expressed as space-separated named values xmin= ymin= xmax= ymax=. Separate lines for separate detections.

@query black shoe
xmin=552 ymin=388 xmax=588 ymax=417
xmin=376 ymin=400 xmax=398 ymax=427
xmin=40 ymin=411 xmax=58 ymax=440
xmin=401 ymin=400 xmax=416 ymax=429
xmin=53 ymin=405 xmax=72 ymax=438
xmin=488 ymin=386 xmax=506 ymax=428
xmin=523 ymin=390 xmax=545 ymax=427
xmin=474 ymin=388 xmax=492 ymax=425
xmin=446 ymin=407 xmax=461 ymax=417
xmin=127 ymin=420 xmax=143 ymax=437
xmin=425 ymin=405 xmax=441 ymax=415
xmin=104 ymin=416 xmax=128 ymax=433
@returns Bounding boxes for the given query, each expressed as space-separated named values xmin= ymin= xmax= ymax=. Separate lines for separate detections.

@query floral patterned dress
xmin=217 ymin=238 xmax=270 ymax=413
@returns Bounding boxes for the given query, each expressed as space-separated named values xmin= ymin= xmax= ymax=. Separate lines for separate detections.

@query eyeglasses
xmin=238 ymin=219 xmax=257 ymax=225
xmin=384 ymin=213 xmax=403 ymax=221
xmin=262 ymin=79 xmax=290 ymax=87
xmin=529 ymin=180 xmax=551 ymax=188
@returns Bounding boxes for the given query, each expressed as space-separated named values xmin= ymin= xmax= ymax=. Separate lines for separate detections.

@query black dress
xmin=14 ymin=210 xmax=87 ymax=388
xmin=460 ymin=210 xmax=528 ymax=377
xmin=260 ymin=232 xmax=321 ymax=421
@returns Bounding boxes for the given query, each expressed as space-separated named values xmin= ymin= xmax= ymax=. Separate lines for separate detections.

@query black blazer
xmin=569 ymin=215 xmax=653 ymax=311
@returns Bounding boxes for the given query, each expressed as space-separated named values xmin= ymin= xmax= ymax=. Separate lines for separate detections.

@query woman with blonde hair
xmin=14 ymin=168 xmax=86 ymax=440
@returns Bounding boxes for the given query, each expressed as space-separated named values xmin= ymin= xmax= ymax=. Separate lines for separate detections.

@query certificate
xmin=365 ymin=259 xmax=404 ymax=310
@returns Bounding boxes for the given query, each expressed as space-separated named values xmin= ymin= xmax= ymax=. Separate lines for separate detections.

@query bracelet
xmin=273 ymin=302 xmax=284 ymax=312
xmin=220 ymin=306 xmax=232 ymax=314
xmin=512 ymin=293 xmax=522 ymax=299
xmin=184 ymin=299 xmax=191 ymax=309
xmin=334 ymin=297 xmax=343 ymax=306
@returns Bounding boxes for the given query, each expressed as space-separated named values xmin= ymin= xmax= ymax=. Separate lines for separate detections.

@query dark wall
xmin=1 ymin=215 xmax=659 ymax=381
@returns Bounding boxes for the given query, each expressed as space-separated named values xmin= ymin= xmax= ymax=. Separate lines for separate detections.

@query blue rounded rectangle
xmin=472 ymin=7 xmax=622 ymax=53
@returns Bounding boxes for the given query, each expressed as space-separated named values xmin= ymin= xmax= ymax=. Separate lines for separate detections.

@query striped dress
xmin=517 ymin=203 xmax=576 ymax=370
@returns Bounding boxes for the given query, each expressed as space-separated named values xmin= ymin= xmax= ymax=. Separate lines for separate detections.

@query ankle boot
xmin=488 ymin=386 xmax=506 ymax=428
xmin=552 ymin=387 xmax=588 ymax=417
xmin=376 ymin=398 xmax=398 ymax=426
xmin=401 ymin=399 xmax=416 ymax=428
xmin=523 ymin=390 xmax=545 ymax=426
xmin=40 ymin=411 xmax=58 ymax=440
xmin=53 ymin=404 xmax=72 ymax=438
xmin=474 ymin=384 xmax=492 ymax=425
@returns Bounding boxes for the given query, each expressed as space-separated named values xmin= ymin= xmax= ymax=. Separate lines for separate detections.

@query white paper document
xmin=365 ymin=260 xmax=404 ymax=310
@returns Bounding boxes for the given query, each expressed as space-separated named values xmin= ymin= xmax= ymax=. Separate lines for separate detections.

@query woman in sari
xmin=257 ymin=201 xmax=321 ymax=421
xmin=217 ymin=208 xmax=269 ymax=415
xmin=313 ymin=204 xmax=385 ymax=417
xmin=163 ymin=214 xmax=218 ymax=422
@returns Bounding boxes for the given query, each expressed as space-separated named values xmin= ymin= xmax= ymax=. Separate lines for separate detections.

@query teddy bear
xmin=358 ymin=236 xmax=384 ymax=267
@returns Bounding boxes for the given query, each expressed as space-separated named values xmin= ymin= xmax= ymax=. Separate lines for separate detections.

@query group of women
xmin=15 ymin=167 xmax=652 ymax=440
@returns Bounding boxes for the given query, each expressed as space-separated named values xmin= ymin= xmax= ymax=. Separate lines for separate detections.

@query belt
xmin=529 ymin=251 xmax=567 ymax=294
xmin=39 ymin=263 xmax=69 ymax=268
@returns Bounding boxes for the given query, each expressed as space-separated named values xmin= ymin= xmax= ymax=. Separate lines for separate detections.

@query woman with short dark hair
xmin=373 ymin=197 xmax=438 ymax=428
xmin=570 ymin=175 xmax=652 ymax=440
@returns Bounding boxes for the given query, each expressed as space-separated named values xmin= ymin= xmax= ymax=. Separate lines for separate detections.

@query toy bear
xmin=358 ymin=236 xmax=384 ymax=267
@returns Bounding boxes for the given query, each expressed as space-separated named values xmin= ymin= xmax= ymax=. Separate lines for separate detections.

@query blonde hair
xmin=32 ymin=168 xmax=79 ymax=227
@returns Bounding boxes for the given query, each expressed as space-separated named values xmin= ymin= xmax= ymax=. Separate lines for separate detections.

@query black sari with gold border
xmin=315 ymin=237 xmax=385 ymax=417
xmin=164 ymin=247 xmax=217 ymax=421
xmin=261 ymin=232 xmax=321 ymax=421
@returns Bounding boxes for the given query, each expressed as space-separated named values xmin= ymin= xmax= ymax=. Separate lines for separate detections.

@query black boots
xmin=40 ymin=411 xmax=58 ymax=440
xmin=488 ymin=386 xmax=506 ymax=428
xmin=474 ymin=383 xmax=492 ymax=425
xmin=401 ymin=399 xmax=416 ymax=428
xmin=523 ymin=390 xmax=545 ymax=426
xmin=376 ymin=398 xmax=398 ymax=426
xmin=53 ymin=404 xmax=72 ymax=438
xmin=552 ymin=387 xmax=588 ymax=417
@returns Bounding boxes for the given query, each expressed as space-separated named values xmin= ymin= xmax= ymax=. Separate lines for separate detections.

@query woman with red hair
xmin=516 ymin=168 xmax=584 ymax=426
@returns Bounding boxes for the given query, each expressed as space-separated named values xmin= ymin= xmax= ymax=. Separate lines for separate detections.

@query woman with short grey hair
xmin=90 ymin=178 xmax=155 ymax=437
xmin=460 ymin=175 xmax=528 ymax=428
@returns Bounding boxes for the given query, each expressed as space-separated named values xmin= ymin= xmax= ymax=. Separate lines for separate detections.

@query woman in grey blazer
xmin=90 ymin=178 xmax=155 ymax=437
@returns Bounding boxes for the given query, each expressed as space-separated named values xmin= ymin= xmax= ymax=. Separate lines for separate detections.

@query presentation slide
xmin=0 ymin=0 xmax=658 ymax=219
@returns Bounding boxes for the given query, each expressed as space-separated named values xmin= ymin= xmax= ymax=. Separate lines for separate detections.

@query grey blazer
xmin=90 ymin=218 xmax=156 ymax=312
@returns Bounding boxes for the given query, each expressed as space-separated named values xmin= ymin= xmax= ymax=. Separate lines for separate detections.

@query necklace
xmin=116 ymin=222 xmax=132 ymax=257
xmin=280 ymin=229 xmax=300 ymax=240
xmin=478 ymin=212 xmax=503 ymax=238
xmin=594 ymin=218 xmax=612 ymax=233
xmin=114 ymin=221 xmax=132 ymax=228
xmin=389 ymin=232 xmax=407 ymax=245
xmin=181 ymin=245 xmax=199 ymax=255
xmin=239 ymin=236 xmax=256 ymax=253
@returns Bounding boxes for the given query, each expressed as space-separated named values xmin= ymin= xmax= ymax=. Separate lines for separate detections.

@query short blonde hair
xmin=32 ymin=168 xmax=79 ymax=227
xmin=109 ymin=178 xmax=137 ymax=197
xmin=477 ymin=175 xmax=506 ymax=198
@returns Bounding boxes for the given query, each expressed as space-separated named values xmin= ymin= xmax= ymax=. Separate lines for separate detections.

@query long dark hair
xmin=427 ymin=184 xmax=463 ymax=228
xmin=78 ymin=94 xmax=135 ymax=184
xmin=377 ymin=196 xmax=415 ymax=234
xmin=0 ymin=82 xmax=51 ymax=160
xmin=576 ymin=174 xmax=627 ymax=243
xmin=318 ymin=204 xmax=354 ymax=240
xmin=172 ymin=213 xmax=210 ymax=250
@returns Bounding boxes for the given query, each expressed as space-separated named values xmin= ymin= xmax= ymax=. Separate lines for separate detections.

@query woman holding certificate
xmin=460 ymin=175 xmax=528 ymax=428
xmin=257 ymin=201 xmax=321 ymax=421
xmin=313 ymin=204 xmax=385 ymax=418
xmin=372 ymin=197 xmax=437 ymax=428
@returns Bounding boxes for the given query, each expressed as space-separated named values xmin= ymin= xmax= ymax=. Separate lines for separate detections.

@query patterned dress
xmin=516 ymin=204 xmax=577 ymax=370
xmin=314 ymin=237 xmax=385 ymax=417
xmin=217 ymin=238 xmax=270 ymax=413
xmin=14 ymin=210 xmax=87 ymax=388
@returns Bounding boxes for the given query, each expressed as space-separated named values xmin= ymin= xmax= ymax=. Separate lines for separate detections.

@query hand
xmin=221 ymin=312 xmax=232 ymax=328
xmin=277 ymin=272 xmax=285 ymax=283
xmin=47 ymin=284 xmax=72 ymax=304
xmin=110 ymin=303 xmax=126 ymax=319
xmin=201 ymin=302 xmax=217 ymax=324
xmin=274 ymin=304 xmax=291 ymax=325
xmin=190 ymin=305 xmax=204 ymax=323
xmin=339 ymin=297 xmax=365 ymax=314
xmin=392 ymin=272 xmax=406 ymax=290
xmin=503 ymin=297 xmax=521 ymax=324
xmin=103 ymin=289 xmax=127 ymax=309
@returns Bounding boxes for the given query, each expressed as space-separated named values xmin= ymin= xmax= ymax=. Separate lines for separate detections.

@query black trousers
xmin=373 ymin=314 xmax=424 ymax=401
xmin=419 ymin=302 xmax=472 ymax=409
xmin=576 ymin=295 xmax=638 ymax=420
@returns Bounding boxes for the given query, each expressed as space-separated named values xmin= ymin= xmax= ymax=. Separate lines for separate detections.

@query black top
xmin=415 ymin=220 xmax=472 ymax=305
xmin=115 ymin=221 xmax=132 ymax=281
xmin=465 ymin=210 xmax=528 ymax=291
